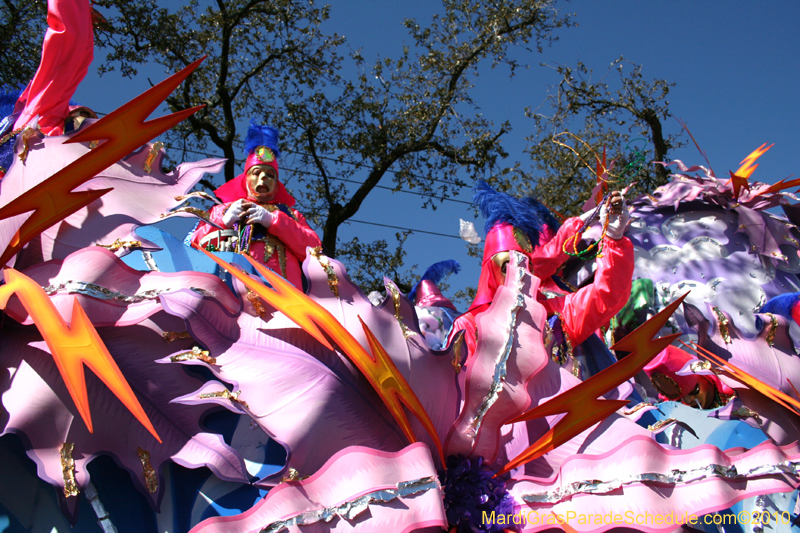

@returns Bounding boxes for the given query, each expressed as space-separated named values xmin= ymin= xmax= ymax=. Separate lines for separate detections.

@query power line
xmin=347 ymin=219 xmax=462 ymax=239
xmin=282 ymin=149 xmax=471 ymax=190
xmin=177 ymin=146 xmax=473 ymax=205
xmin=160 ymin=147 xmax=477 ymax=239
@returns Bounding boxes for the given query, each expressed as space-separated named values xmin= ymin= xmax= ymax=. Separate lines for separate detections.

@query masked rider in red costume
xmin=190 ymin=121 xmax=321 ymax=288
xmin=449 ymin=182 xmax=634 ymax=378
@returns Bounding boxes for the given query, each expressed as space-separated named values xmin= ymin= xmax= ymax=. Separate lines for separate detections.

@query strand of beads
xmin=562 ymin=193 xmax=612 ymax=260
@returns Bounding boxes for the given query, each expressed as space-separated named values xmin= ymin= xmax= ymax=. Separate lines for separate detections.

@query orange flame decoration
xmin=494 ymin=294 xmax=687 ymax=477
xmin=0 ymin=57 xmax=207 ymax=267
xmin=594 ymin=146 xmax=609 ymax=206
xmin=197 ymin=248 xmax=445 ymax=463
xmin=680 ymin=339 xmax=800 ymax=416
xmin=728 ymin=143 xmax=773 ymax=199
xmin=0 ymin=269 xmax=160 ymax=441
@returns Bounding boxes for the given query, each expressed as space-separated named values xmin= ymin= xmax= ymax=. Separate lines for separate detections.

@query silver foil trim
xmin=142 ymin=251 xmax=159 ymax=271
xmin=469 ymin=252 xmax=526 ymax=437
xmin=259 ymin=476 xmax=439 ymax=533
xmin=43 ymin=281 xmax=213 ymax=302
xmin=521 ymin=460 xmax=800 ymax=504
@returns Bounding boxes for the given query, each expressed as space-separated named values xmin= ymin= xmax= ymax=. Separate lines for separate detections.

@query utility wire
xmin=282 ymin=149 xmax=471 ymax=189
xmin=155 ymin=146 xmax=475 ymax=239
xmin=177 ymin=147 xmax=473 ymax=205
xmin=347 ymin=219 xmax=462 ymax=239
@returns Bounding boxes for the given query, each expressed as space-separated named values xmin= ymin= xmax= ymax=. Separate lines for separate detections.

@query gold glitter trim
xmin=688 ymin=360 xmax=713 ymax=373
xmin=162 ymin=206 xmax=211 ymax=222
xmin=451 ymin=334 xmax=464 ymax=374
xmin=512 ymin=226 xmax=533 ymax=253
xmin=764 ymin=313 xmax=778 ymax=346
xmin=650 ymin=372 xmax=683 ymax=401
xmin=60 ymin=443 xmax=79 ymax=497
xmin=733 ymin=406 xmax=761 ymax=422
xmin=144 ymin=141 xmax=164 ymax=173
xmin=171 ymin=346 xmax=216 ymax=365
xmin=276 ymin=240 xmax=287 ymax=279
xmin=281 ymin=468 xmax=300 ymax=482
xmin=162 ymin=331 xmax=191 ymax=343
xmin=247 ymin=288 xmax=268 ymax=319
xmin=386 ymin=281 xmax=416 ymax=339
xmin=260 ymin=234 xmax=288 ymax=279
xmin=98 ymin=239 xmax=142 ymax=251
xmin=0 ymin=126 xmax=23 ymax=147
xmin=647 ymin=417 xmax=677 ymax=432
xmin=784 ymin=235 xmax=799 ymax=247
xmin=622 ymin=402 xmax=655 ymax=416
xmin=18 ymin=126 xmax=38 ymax=162
xmin=712 ymin=307 xmax=732 ymax=344
xmin=199 ymin=389 xmax=249 ymax=408
xmin=174 ymin=191 xmax=221 ymax=204
xmin=310 ymin=247 xmax=340 ymax=298
xmin=137 ymin=447 xmax=158 ymax=493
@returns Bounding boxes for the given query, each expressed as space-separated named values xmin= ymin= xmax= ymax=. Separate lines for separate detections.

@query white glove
xmin=222 ymin=199 xmax=246 ymax=228
xmin=244 ymin=204 xmax=276 ymax=228
xmin=600 ymin=194 xmax=630 ymax=241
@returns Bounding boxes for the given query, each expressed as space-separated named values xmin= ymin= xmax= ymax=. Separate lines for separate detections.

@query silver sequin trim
xmin=260 ymin=476 xmax=440 ymax=533
xmin=141 ymin=251 xmax=159 ymax=271
xmin=43 ymin=281 xmax=213 ymax=302
xmin=521 ymin=460 xmax=800 ymax=504
xmin=469 ymin=252 xmax=526 ymax=437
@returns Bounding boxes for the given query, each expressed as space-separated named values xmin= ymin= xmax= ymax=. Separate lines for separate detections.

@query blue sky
xmin=73 ymin=1 xmax=800 ymax=303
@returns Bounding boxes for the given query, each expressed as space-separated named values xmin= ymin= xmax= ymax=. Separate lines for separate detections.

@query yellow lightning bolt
xmin=0 ymin=269 xmax=160 ymax=441
xmin=728 ymin=143 xmax=773 ymax=199
xmin=494 ymin=294 xmax=687 ymax=477
xmin=0 ymin=57 xmax=207 ymax=266
xmin=198 ymin=248 xmax=445 ymax=463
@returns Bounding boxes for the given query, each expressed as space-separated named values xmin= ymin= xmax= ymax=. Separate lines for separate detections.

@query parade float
xmin=2 ymin=1 xmax=800 ymax=532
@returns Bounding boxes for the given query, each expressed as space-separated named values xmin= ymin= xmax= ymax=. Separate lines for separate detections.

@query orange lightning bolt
xmin=494 ymin=294 xmax=687 ymax=477
xmin=0 ymin=269 xmax=160 ymax=441
xmin=594 ymin=146 xmax=608 ymax=206
xmin=0 ymin=57 xmax=207 ymax=266
xmin=198 ymin=248 xmax=445 ymax=463
xmin=681 ymin=340 xmax=800 ymax=416
xmin=728 ymin=143 xmax=773 ymax=199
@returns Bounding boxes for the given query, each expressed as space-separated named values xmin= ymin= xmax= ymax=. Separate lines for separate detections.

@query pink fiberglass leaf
xmin=445 ymin=251 xmax=549 ymax=463
xmin=0 ymin=130 xmax=224 ymax=269
xmin=683 ymin=302 xmax=800 ymax=445
xmin=4 ymin=246 xmax=239 ymax=327
xmin=0 ymin=250 xmax=250 ymax=519
xmin=188 ymin=444 xmax=446 ymax=533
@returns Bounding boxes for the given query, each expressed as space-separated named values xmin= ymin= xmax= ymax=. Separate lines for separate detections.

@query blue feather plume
xmin=760 ymin=292 xmax=800 ymax=319
xmin=409 ymin=259 xmax=461 ymax=302
xmin=473 ymin=180 xmax=552 ymax=244
xmin=244 ymin=119 xmax=281 ymax=158
xmin=0 ymin=87 xmax=24 ymax=121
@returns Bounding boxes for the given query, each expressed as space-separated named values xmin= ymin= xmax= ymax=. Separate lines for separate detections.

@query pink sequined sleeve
xmin=544 ymin=236 xmax=634 ymax=346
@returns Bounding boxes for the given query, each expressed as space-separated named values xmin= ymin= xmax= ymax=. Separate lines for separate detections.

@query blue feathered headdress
xmin=473 ymin=181 xmax=558 ymax=245
xmin=409 ymin=260 xmax=461 ymax=302
xmin=244 ymin=119 xmax=281 ymax=159
xmin=0 ymin=87 xmax=23 ymax=121
xmin=760 ymin=293 xmax=800 ymax=319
